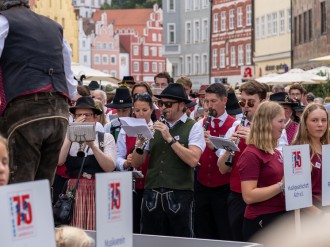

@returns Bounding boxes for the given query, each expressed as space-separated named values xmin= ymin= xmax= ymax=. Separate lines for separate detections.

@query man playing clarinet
xmin=194 ymin=83 xmax=237 ymax=240
xmin=131 ymin=83 xmax=205 ymax=237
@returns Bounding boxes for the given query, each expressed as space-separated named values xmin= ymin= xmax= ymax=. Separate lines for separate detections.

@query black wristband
xmin=168 ymin=138 xmax=177 ymax=146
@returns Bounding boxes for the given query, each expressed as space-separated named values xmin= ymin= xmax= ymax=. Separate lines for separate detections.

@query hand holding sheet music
xmin=119 ymin=117 xmax=153 ymax=139
xmin=209 ymin=136 xmax=240 ymax=152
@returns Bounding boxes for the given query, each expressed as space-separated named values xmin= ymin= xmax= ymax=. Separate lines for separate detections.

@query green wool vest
xmin=146 ymin=118 xmax=196 ymax=191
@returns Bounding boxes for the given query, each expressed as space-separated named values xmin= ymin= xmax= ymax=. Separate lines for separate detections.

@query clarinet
xmin=225 ymin=111 xmax=247 ymax=167
xmin=203 ymin=110 xmax=214 ymax=131
xmin=136 ymin=114 xmax=166 ymax=155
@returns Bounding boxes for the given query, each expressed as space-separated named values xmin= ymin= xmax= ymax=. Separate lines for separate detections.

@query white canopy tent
xmin=71 ymin=63 xmax=120 ymax=87
xmin=264 ymin=68 xmax=327 ymax=85
xmin=255 ymin=73 xmax=279 ymax=83
xmin=309 ymin=55 xmax=330 ymax=62
xmin=307 ymin=66 xmax=330 ymax=77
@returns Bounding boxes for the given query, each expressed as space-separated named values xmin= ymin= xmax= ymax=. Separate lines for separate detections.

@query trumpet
xmin=136 ymin=114 xmax=166 ymax=155
xmin=225 ymin=111 xmax=247 ymax=167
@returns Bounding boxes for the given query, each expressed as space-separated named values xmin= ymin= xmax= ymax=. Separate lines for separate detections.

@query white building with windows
xmin=163 ymin=0 xmax=211 ymax=89
xmin=254 ymin=0 xmax=292 ymax=77
xmin=78 ymin=18 xmax=94 ymax=67
xmin=72 ymin=0 xmax=112 ymax=18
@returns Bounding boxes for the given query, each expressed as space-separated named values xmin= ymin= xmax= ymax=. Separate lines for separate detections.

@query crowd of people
xmin=1 ymin=1 xmax=330 ymax=246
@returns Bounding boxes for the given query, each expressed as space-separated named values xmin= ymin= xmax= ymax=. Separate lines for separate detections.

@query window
xmin=144 ymin=46 xmax=149 ymax=56
xmin=194 ymin=55 xmax=199 ymax=74
xmin=168 ymin=23 xmax=176 ymax=43
xmin=110 ymin=71 xmax=116 ymax=77
xmin=133 ymin=46 xmax=138 ymax=56
xmin=202 ymin=0 xmax=209 ymax=8
xmin=94 ymin=54 xmax=100 ymax=64
xmin=185 ymin=0 xmax=192 ymax=11
xmin=159 ymin=63 xmax=163 ymax=73
xmin=294 ymin=16 xmax=298 ymax=45
xmin=103 ymin=43 xmax=107 ymax=49
xmin=237 ymin=7 xmax=243 ymax=27
xmin=272 ymin=12 xmax=277 ymax=34
xmin=194 ymin=20 xmax=200 ymax=43
xmin=309 ymin=9 xmax=312 ymax=40
xmin=109 ymin=42 xmax=113 ymax=50
xmin=255 ymin=17 xmax=260 ymax=38
xmin=229 ymin=9 xmax=234 ymax=30
xmin=261 ymin=16 xmax=265 ymax=36
xmin=152 ymin=33 xmax=157 ymax=41
xmin=151 ymin=47 xmax=157 ymax=56
xmin=213 ymin=13 xmax=218 ymax=32
xmin=202 ymin=19 xmax=208 ymax=42
xmin=220 ymin=48 xmax=225 ymax=68
xmin=321 ymin=1 xmax=327 ymax=34
xmin=212 ymin=48 xmax=217 ymax=68
xmin=186 ymin=22 xmax=192 ymax=43
xmin=202 ymin=54 xmax=208 ymax=74
xmin=102 ymin=55 xmax=108 ymax=64
xmin=194 ymin=0 xmax=199 ymax=10
xmin=246 ymin=44 xmax=251 ymax=65
xmin=299 ymin=14 xmax=302 ymax=43
xmin=238 ymin=45 xmax=243 ymax=65
xmin=159 ymin=47 xmax=163 ymax=56
xmin=110 ymin=56 xmax=116 ymax=64
xmin=97 ymin=42 xmax=101 ymax=49
xmin=168 ymin=0 xmax=175 ymax=12
xmin=279 ymin=10 xmax=285 ymax=33
xmin=230 ymin=46 xmax=236 ymax=66
xmin=83 ymin=55 xmax=87 ymax=63
xmin=186 ymin=55 xmax=192 ymax=74
xmin=152 ymin=62 xmax=157 ymax=72
xmin=287 ymin=9 xmax=291 ymax=32
xmin=82 ymin=40 xmax=86 ymax=48
xmin=221 ymin=11 xmax=226 ymax=31
xmin=134 ymin=62 xmax=139 ymax=72
xmin=304 ymin=12 xmax=308 ymax=42
xmin=246 ymin=4 xmax=252 ymax=26
xmin=144 ymin=62 xmax=149 ymax=72
xmin=267 ymin=14 xmax=272 ymax=35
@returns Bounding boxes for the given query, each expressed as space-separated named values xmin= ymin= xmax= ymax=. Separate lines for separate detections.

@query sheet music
xmin=209 ymin=136 xmax=240 ymax=152
xmin=119 ymin=117 xmax=153 ymax=139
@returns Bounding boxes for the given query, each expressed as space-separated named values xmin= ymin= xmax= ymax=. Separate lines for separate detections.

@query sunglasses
xmin=133 ymin=93 xmax=151 ymax=101
xmin=238 ymin=99 xmax=257 ymax=108
xmin=158 ymin=100 xmax=181 ymax=108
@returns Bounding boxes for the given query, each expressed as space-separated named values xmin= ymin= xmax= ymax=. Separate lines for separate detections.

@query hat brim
xmin=277 ymin=101 xmax=299 ymax=107
xmin=154 ymin=94 xmax=192 ymax=104
xmin=227 ymin=107 xmax=243 ymax=115
xmin=69 ymin=104 xmax=103 ymax=115
xmin=186 ymin=101 xmax=197 ymax=108
xmin=106 ymin=102 xmax=133 ymax=109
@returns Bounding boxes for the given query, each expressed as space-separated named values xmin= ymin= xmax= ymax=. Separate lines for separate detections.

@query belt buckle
xmin=82 ymin=172 xmax=92 ymax=179
xmin=48 ymin=68 xmax=54 ymax=75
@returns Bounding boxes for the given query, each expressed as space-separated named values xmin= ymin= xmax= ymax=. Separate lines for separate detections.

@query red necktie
xmin=213 ymin=119 xmax=220 ymax=127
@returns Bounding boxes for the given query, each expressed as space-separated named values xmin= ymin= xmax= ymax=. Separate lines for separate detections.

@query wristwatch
xmin=277 ymin=182 xmax=284 ymax=192
xmin=168 ymin=138 xmax=177 ymax=146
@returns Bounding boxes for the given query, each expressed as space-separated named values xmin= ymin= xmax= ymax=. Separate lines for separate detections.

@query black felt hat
xmin=154 ymin=83 xmax=192 ymax=104
xmin=226 ymin=91 xmax=242 ymax=115
xmin=106 ymin=86 xmax=133 ymax=109
xmin=269 ymin=92 xmax=298 ymax=106
xmin=69 ymin=96 xmax=103 ymax=115
xmin=121 ymin=76 xmax=135 ymax=85
xmin=88 ymin=80 xmax=100 ymax=90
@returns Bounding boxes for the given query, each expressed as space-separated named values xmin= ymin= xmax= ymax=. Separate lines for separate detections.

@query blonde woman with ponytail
xmin=237 ymin=101 xmax=287 ymax=241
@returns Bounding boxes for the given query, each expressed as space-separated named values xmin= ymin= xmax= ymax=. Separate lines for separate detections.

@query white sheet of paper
xmin=0 ymin=180 xmax=56 ymax=247
xmin=322 ymin=144 xmax=330 ymax=206
xmin=96 ymin=172 xmax=132 ymax=247
xmin=209 ymin=136 xmax=240 ymax=152
xmin=119 ymin=117 xmax=153 ymax=139
xmin=283 ymin=144 xmax=313 ymax=211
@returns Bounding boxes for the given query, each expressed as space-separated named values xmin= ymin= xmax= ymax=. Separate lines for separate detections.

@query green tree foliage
xmin=304 ymin=71 xmax=330 ymax=98
xmin=101 ymin=0 xmax=162 ymax=9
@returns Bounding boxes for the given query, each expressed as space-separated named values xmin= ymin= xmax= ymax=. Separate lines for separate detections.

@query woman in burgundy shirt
xmin=292 ymin=103 xmax=329 ymax=211
xmin=238 ymin=101 xmax=286 ymax=241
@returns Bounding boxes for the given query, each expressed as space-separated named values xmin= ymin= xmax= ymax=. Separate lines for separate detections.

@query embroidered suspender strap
xmin=72 ymin=147 xmax=91 ymax=195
